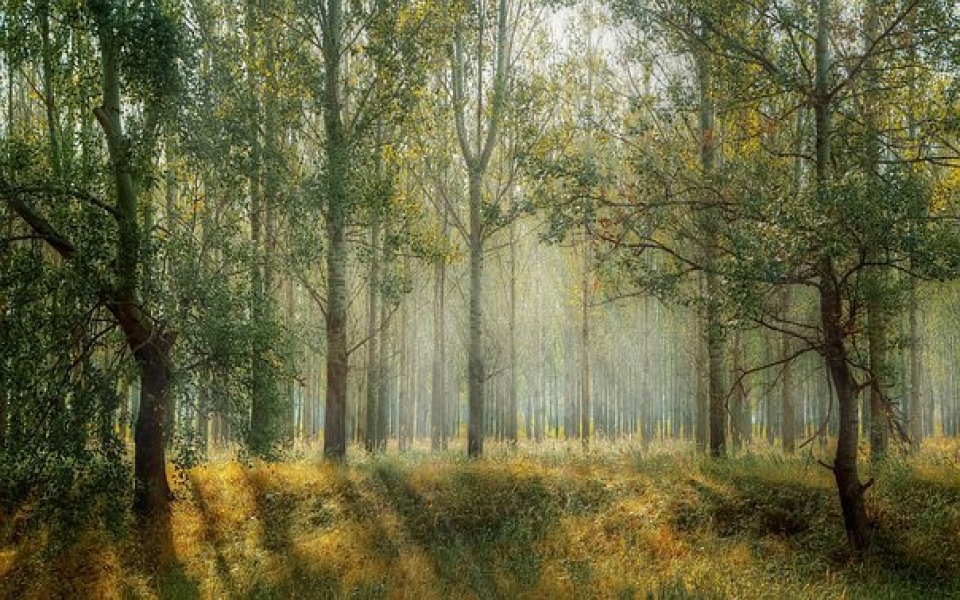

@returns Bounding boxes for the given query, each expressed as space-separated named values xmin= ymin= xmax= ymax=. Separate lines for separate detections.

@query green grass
xmin=1 ymin=440 xmax=958 ymax=599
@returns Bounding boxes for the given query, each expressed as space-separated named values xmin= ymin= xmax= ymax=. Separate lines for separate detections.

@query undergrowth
xmin=0 ymin=440 xmax=957 ymax=599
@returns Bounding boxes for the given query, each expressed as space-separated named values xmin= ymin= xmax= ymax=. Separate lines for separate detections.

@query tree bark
xmin=696 ymin=43 xmax=725 ymax=458
xmin=781 ymin=287 xmax=796 ymax=453
xmin=322 ymin=0 xmax=349 ymax=459
xmin=466 ymin=170 xmax=485 ymax=457
xmin=365 ymin=214 xmax=381 ymax=452
xmin=908 ymin=279 xmax=923 ymax=450
xmin=431 ymin=202 xmax=447 ymax=450
xmin=814 ymin=0 xmax=871 ymax=551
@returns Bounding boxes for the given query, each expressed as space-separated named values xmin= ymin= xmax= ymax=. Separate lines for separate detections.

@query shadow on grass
xmin=370 ymin=460 xmax=560 ymax=598
xmin=140 ymin=508 xmax=202 ymax=600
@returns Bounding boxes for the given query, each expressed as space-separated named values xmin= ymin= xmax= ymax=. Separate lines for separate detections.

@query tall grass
xmin=1 ymin=439 xmax=957 ymax=598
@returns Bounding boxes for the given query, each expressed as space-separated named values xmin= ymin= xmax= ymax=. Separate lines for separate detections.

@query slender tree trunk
xmin=364 ymin=214 xmax=381 ymax=452
xmin=376 ymin=264 xmax=390 ymax=451
xmin=507 ymin=220 xmax=518 ymax=444
xmin=815 ymin=0 xmax=870 ymax=550
xmin=467 ymin=170 xmax=485 ymax=457
xmin=908 ymin=280 xmax=923 ymax=449
xmin=696 ymin=44 xmax=725 ymax=457
xmin=695 ymin=285 xmax=709 ymax=452
xmin=398 ymin=276 xmax=410 ymax=451
xmin=781 ymin=286 xmax=796 ymax=453
xmin=863 ymin=0 xmax=888 ymax=460
xmin=40 ymin=0 xmax=60 ymax=173
xmin=322 ymin=0 xmax=349 ymax=459
xmin=731 ymin=330 xmax=743 ymax=452
xmin=451 ymin=0 xmax=509 ymax=457
xmin=580 ymin=223 xmax=592 ymax=448
xmin=431 ymin=204 xmax=447 ymax=450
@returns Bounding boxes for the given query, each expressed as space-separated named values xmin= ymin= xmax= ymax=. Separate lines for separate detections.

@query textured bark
xmin=467 ymin=171 xmax=485 ymax=457
xmin=697 ymin=45 xmax=725 ymax=458
xmin=128 ymin=326 xmax=174 ymax=517
xmin=322 ymin=0 xmax=349 ymax=459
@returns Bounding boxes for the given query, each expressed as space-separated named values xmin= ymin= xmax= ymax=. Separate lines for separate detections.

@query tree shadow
xmin=369 ymin=461 xmax=560 ymax=598
xmin=184 ymin=472 xmax=240 ymax=598
xmin=136 ymin=507 xmax=202 ymax=599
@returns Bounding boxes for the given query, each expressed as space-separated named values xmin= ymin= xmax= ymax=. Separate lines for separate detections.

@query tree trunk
xmin=730 ymin=330 xmax=743 ymax=452
xmin=467 ymin=170 xmax=485 ymax=457
xmin=695 ymin=42 xmax=725 ymax=458
xmin=908 ymin=280 xmax=923 ymax=449
xmin=863 ymin=0 xmax=888 ymax=460
xmin=507 ymin=221 xmax=518 ymax=444
xmin=93 ymin=19 xmax=173 ymax=518
xmin=821 ymin=267 xmax=872 ymax=550
xmin=365 ymin=214 xmax=381 ymax=452
xmin=431 ymin=222 xmax=447 ymax=451
xmin=322 ymin=0 xmax=349 ymax=459
xmin=131 ymin=334 xmax=174 ymax=517
xmin=781 ymin=286 xmax=796 ymax=453
xmin=377 ymin=276 xmax=390 ymax=452
xmin=815 ymin=0 xmax=871 ymax=551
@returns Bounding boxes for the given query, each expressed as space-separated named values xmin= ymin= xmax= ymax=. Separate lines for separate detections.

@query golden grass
xmin=1 ymin=438 xmax=958 ymax=599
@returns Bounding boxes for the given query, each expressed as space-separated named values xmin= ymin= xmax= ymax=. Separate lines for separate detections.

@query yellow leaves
xmin=931 ymin=166 xmax=960 ymax=214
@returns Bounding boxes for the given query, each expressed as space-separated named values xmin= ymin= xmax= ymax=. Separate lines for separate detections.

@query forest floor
xmin=1 ymin=439 xmax=958 ymax=599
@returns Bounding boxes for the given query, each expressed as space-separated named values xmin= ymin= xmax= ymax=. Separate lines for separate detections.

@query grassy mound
xmin=1 ymin=442 xmax=957 ymax=599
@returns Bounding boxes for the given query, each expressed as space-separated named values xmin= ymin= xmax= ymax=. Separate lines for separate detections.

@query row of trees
xmin=1 ymin=0 xmax=958 ymax=552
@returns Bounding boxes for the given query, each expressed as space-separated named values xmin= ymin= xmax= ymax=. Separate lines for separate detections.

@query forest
xmin=0 ymin=0 xmax=959 ymax=597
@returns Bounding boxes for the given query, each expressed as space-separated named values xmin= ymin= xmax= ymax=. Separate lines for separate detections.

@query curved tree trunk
xmin=814 ymin=0 xmax=871 ymax=551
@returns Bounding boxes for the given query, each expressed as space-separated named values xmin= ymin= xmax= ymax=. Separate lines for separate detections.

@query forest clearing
xmin=2 ymin=441 xmax=958 ymax=599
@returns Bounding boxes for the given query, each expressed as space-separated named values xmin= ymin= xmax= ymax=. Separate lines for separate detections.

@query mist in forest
xmin=1 ymin=0 xmax=959 ymax=596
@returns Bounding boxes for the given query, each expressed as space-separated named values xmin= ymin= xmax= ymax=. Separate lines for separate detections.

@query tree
xmin=450 ymin=0 xmax=513 ymax=457
xmin=2 ymin=0 xmax=184 ymax=518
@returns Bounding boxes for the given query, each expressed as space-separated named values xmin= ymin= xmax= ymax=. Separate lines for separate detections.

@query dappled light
xmin=2 ymin=0 xmax=959 ymax=596
xmin=1 ymin=442 xmax=958 ymax=597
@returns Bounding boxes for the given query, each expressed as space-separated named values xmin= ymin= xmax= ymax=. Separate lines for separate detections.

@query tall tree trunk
xmin=507 ymin=220 xmax=518 ymax=444
xmin=696 ymin=43 xmax=725 ymax=457
xmin=781 ymin=286 xmax=796 ymax=453
xmin=580 ymin=222 xmax=592 ymax=448
xmin=466 ymin=170 xmax=485 ymax=457
xmin=40 ymin=0 xmax=61 ymax=173
xmin=815 ymin=0 xmax=870 ymax=550
xmin=377 ymin=262 xmax=390 ymax=452
xmin=863 ymin=0 xmax=888 ymax=460
xmin=695 ymin=285 xmax=709 ymax=452
xmin=451 ymin=0 xmax=509 ymax=458
xmin=908 ymin=280 xmax=923 ymax=449
xmin=431 ymin=202 xmax=447 ymax=450
xmin=322 ymin=0 xmax=349 ymax=459
xmin=364 ymin=213 xmax=381 ymax=453
xmin=730 ymin=330 xmax=743 ymax=452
